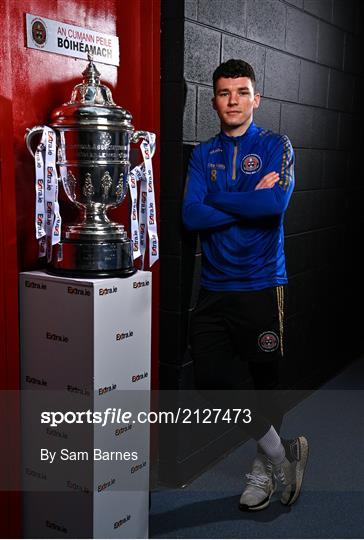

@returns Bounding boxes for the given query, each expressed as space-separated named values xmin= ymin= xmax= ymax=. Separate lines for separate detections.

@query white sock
xmin=257 ymin=425 xmax=286 ymax=465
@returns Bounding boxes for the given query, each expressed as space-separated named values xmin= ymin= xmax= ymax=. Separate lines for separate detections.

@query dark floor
xmin=150 ymin=356 xmax=364 ymax=538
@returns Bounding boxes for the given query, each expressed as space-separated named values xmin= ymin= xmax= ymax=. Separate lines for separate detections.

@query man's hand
xmin=255 ymin=171 xmax=280 ymax=190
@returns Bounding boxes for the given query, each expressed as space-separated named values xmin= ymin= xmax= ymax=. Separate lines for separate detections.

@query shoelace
xmin=273 ymin=461 xmax=294 ymax=485
xmin=245 ymin=472 xmax=270 ymax=489
xmin=273 ymin=467 xmax=286 ymax=484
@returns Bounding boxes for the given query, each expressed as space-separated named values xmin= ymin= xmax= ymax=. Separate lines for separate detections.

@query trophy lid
xmin=50 ymin=54 xmax=134 ymax=130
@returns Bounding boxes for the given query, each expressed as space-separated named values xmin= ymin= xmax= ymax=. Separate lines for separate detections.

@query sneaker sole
xmin=239 ymin=482 xmax=276 ymax=512
xmin=282 ymin=436 xmax=309 ymax=506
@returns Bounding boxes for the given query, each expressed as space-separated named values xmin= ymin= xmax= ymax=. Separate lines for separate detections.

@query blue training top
xmin=182 ymin=122 xmax=295 ymax=291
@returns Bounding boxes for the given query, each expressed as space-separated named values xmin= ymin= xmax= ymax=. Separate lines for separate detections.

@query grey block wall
xmin=160 ymin=0 xmax=363 ymax=485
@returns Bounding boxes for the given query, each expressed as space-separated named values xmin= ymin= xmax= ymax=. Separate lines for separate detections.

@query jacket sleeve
xmin=182 ymin=144 xmax=239 ymax=231
xmin=204 ymin=135 xmax=295 ymax=219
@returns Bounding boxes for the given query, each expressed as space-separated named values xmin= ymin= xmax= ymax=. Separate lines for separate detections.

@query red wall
xmin=0 ymin=1 xmax=160 ymax=536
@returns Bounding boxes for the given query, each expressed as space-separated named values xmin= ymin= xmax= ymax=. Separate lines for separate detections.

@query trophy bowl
xmin=26 ymin=56 xmax=154 ymax=278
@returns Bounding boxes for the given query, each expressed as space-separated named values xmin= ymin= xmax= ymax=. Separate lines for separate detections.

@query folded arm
xmin=182 ymin=145 xmax=239 ymax=231
xmin=205 ymin=135 xmax=295 ymax=219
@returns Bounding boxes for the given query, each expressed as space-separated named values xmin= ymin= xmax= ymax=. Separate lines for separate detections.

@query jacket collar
xmin=219 ymin=121 xmax=258 ymax=143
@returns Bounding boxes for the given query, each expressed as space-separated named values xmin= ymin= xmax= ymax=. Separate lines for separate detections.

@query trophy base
xmin=48 ymin=239 xmax=137 ymax=278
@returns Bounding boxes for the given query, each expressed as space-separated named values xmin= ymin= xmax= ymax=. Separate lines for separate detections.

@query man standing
xmin=182 ymin=59 xmax=308 ymax=511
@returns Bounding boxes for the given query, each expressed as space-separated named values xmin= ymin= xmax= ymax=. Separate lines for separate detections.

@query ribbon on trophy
xmin=128 ymin=132 xmax=159 ymax=268
xmin=34 ymin=126 xmax=61 ymax=261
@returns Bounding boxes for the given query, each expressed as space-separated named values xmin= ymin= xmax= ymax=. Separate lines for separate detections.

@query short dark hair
xmin=213 ymin=59 xmax=256 ymax=94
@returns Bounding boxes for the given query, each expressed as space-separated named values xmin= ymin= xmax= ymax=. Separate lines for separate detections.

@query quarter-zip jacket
xmin=182 ymin=122 xmax=295 ymax=291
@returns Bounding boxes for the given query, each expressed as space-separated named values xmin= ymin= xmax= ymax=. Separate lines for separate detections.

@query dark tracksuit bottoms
xmin=190 ymin=284 xmax=286 ymax=441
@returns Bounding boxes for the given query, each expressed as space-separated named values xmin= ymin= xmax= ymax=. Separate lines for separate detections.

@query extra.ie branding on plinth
xmin=115 ymin=422 xmax=133 ymax=438
xmin=46 ymin=331 xmax=69 ymax=343
xmin=67 ymin=383 xmax=90 ymax=396
xmin=67 ymin=285 xmax=91 ymax=296
xmin=45 ymin=519 xmax=68 ymax=535
xmin=25 ymin=374 xmax=48 ymax=387
xmin=98 ymin=285 xmax=118 ymax=296
xmin=132 ymin=278 xmax=150 ymax=289
xmin=24 ymin=279 xmax=47 ymax=290
xmin=97 ymin=476 xmax=116 ymax=493
xmin=114 ymin=513 xmax=131 ymax=530
xmin=115 ymin=329 xmax=134 ymax=341
xmin=132 ymin=371 xmax=149 ymax=384
xmin=98 ymin=383 xmax=117 ymax=395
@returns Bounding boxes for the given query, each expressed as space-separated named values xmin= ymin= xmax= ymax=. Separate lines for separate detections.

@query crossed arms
xmin=182 ymin=137 xmax=295 ymax=231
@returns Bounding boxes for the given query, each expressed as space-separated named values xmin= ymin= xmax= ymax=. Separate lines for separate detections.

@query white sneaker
xmin=239 ymin=454 xmax=276 ymax=511
xmin=273 ymin=436 xmax=309 ymax=505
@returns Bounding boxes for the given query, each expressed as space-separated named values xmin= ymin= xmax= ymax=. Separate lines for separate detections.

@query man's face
xmin=212 ymin=76 xmax=260 ymax=133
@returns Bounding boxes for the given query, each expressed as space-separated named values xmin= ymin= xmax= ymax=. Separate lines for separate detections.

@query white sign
xmin=26 ymin=13 xmax=119 ymax=66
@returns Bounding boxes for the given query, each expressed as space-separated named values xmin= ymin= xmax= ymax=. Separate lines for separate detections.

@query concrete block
xmin=328 ymin=69 xmax=355 ymax=112
xmin=304 ymin=0 xmax=332 ymax=21
xmin=347 ymin=149 xmax=360 ymax=186
xmin=355 ymin=1 xmax=363 ymax=35
xmin=183 ymin=84 xmax=197 ymax=142
xmin=281 ymin=103 xmax=313 ymax=148
xmin=317 ymin=21 xmax=344 ymax=69
xmin=196 ymin=86 xmax=220 ymax=141
xmin=286 ymin=7 xmax=318 ymax=61
xmin=264 ymin=49 xmax=300 ymax=102
xmin=254 ymin=98 xmax=281 ymax=133
xmin=285 ymin=232 xmax=317 ymax=277
xmin=246 ymin=0 xmax=286 ymax=49
xmin=337 ymin=112 xmax=355 ymax=150
xmin=322 ymin=150 xmax=348 ymax=189
xmin=285 ymin=191 xmax=313 ymax=234
xmin=353 ymin=75 xmax=363 ymax=112
xmin=184 ymin=22 xmax=221 ymax=84
xmin=319 ymin=188 xmax=345 ymax=226
xmin=285 ymin=0 xmax=304 ymax=7
xmin=344 ymin=34 xmax=361 ymax=74
xmin=299 ymin=60 xmax=329 ymax=107
xmin=294 ymin=148 xmax=323 ymax=190
xmin=311 ymin=108 xmax=339 ymax=149
xmin=198 ymin=0 xmax=246 ymax=35
xmin=185 ymin=0 xmax=198 ymax=20
xmin=221 ymin=35 xmax=266 ymax=92
xmin=332 ymin=0 xmax=357 ymax=32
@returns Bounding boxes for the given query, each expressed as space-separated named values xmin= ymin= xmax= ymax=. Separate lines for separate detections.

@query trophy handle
xmin=25 ymin=125 xmax=45 ymax=158
xmin=131 ymin=130 xmax=156 ymax=159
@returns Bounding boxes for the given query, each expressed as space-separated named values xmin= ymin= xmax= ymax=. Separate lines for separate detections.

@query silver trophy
xmin=26 ymin=55 xmax=154 ymax=277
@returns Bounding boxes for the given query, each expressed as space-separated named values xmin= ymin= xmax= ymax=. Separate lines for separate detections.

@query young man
xmin=182 ymin=59 xmax=309 ymax=511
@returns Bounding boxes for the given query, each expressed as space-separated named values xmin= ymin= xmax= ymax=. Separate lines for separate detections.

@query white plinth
xmin=19 ymin=270 xmax=152 ymax=539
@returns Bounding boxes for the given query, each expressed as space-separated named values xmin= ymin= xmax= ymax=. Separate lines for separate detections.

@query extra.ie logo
xmin=115 ymin=330 xmax=133 ymax=341
xmin=132 ymin=371 xmax=148 ymax=383
xmin=114 ymin=514 xmax=131 ymax=530
xmin=131 ymin=460 xmax=147 ymax=474
xmin=133 ymin=280 xmax=150 ymax=288
xmin=25 ymin=280 xmax=46 ymax=290
xmin=67 ymin=286 xmax=91 ymax=296
xmin=99 ymin=286 xmax=118 ymax=295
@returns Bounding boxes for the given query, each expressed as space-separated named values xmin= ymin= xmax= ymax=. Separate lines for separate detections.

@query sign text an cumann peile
xmin=25 ymin=13 xmax=119 ymax=66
